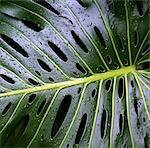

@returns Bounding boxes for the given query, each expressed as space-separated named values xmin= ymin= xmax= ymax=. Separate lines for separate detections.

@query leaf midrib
xmin=0 ymin=65 xmax=135 ymax=98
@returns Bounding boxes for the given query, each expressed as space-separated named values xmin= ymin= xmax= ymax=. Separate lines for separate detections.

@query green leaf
xmin=0 ymin=0 xmax=149 ymax=147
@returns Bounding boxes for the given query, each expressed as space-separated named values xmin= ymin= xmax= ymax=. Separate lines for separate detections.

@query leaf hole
xmin=100 ymin=109 xmax=107 ymax=139
xmin=1 ymin=13 xmax=44 ymax=32
xmin=0 ymin=34 xmax=29 ymax=57
xmin=35 ymin=70 xmax=41 ymax=76
xmin=37 ymin=99 xmax=47 ymax=116
xmin=113 ymin=63 xmax=119 ymax=69
xmin=94 ymin=26 xmax=106 ymax=48
xmin=76 ymin=0 xmax=90 ymax=7
xmin=119 ymin=114 xmax=124 ymax=136
xmin=105 ymin=79 xmax=112 ymax=92
xmin=123 ymin=59 xmax=129 ymax=66
xmin=131 ymin=80 xmax=135 ymax=88
xmin=143 ymin=117 xmax=146 ymax=124
xmin=28 ymin=78 xmax=39 ymax=86
xmin=106 ymin=55 xmax=112 ymax=64
xmin=134 ymin=98 xmax=138 ymax=116
xmin=73 ymin=71 xmax=77 ymax=75
xmin=51 ymin=95 xmax=72 ymax=138
xmin=2 ymin=102 xmax=12 ymax=116
xmin=0 ymin=74 xmax=15 ymax=84
xmin=98 ymin=65 xmax=106 ymax=73
xmin=91 ymin=89 xmax=97 ymax=98
xmin=118 ymin=77 xmax=125 ymax=99
xmin=28 ymin=94 xmax=36 ymax=104
xmin=49 ymin=77 xmax=54 ymax=82
xmin=76 ymin=63 xmax=87 ymax=74
xmin=33 ymin=0 xmax=60 ymax=15
xmin=22 ymin=20 xmax=43 ymax=32
xmin=71 ymin=30 xmax=89 ymax=53
xmin=77 ymin=87 xmax=82 ymax=94
xmin=37 ymin=59 xmax=51 ymax=72
xmin=48 ymin=41 xmax=68 ymax=62
xmin=75 ymin=113 xmax=87 ymax=144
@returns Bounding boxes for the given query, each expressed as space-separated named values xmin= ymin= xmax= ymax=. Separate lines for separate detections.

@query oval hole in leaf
xmin=22 ymin=20 xmax=43 ymax=32
xmin=119 ymin=114 xmax=124 ymax=135
xmin=75 ymin=113 xmax=87 ymax=144
xmin=37 ymin=59 xmax=51 ymax=72
xmin=28 ymin=94 xmax=36 ymax=104
xmin=37 ymin=99 xmax=47 ymax=115
xmin=0 ymin=34 xmax=29 ymax=58
xmin=28 ymin=78 xmax=39 ymax=86
xmin=48 ymin=41 xmax=68 ymax=62
xmin=114 ymin=63 xmax=119 ymax=69
xmin=123 ymin=59 xmax=129 ymax=66
xmin=106 ymin=55 xmax=112 ymax=64
xmin=105 ymin=79 xmax=112 ymax=92
xmin=92 ymin=89 xmax=97 ymax=98
xmin=94 ymin=26 xmax=106 ymax=48
xmin=5 ymin=115 xmax=29 ymax=147
xmin=134 ymin=98 xmax=138 ymax=116
xmin=122 ymin=143 xmax=127 ymax=148
xmin=0 ymin=74 xmax=15 ymax=84
xmin=71 ymin=30 xmax=89 ymax=53
xmin=49 ymin=77 xmax=54 ymax=82
xmin=100 ymin=109 xmax=107 ymax=139
xmin=99 ymin=65 xmax=105 ymax=72
xmin=2 ymin=102 xmax=12 ymax=116
xmin=1 ymin=13 xmax=43 ymax=32
xmin=33 ymin=0 xmax=60 ymax=15
xmin=131 ymin=80 xmax=135 ymax=88
xmin=143 ymin=117 xmax=146 ymax=124
xmin=77 ymin=0 xmax=87 ymax=7
xmin=77 ymin=87 xmax=82 ymax=94
xmin=118 ymin=77 xmax=125 ymax=99
xmin=76 ymin=63 xmax=87 ymax=74
xmin=35 ymin=70 xmax=41 ymax=76
xmin=51 ymin=95 xmax=72 ymax=138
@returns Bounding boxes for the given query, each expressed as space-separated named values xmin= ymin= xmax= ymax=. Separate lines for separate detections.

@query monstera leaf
xmin=0 ymin=0 xmax=149 ymax=147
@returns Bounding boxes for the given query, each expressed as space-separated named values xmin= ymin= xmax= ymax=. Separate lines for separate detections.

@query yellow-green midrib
xmin=0 ymin=65 xmax=135 ymax=98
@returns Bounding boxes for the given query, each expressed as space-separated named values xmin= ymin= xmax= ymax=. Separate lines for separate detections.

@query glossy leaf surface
xmin=0 ymin=0 xmax=149 ymax=147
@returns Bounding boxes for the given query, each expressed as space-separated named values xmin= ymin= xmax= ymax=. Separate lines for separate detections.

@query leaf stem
xmin=125 ymin=0 xmax=132 ymax=65
xmin=109 ymin=77 xmax=117 ymax=148
xmin=124 ymin=74 xmax=135 ymax=148
xmin=0 ymin=65 xmax=135 ymax=98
